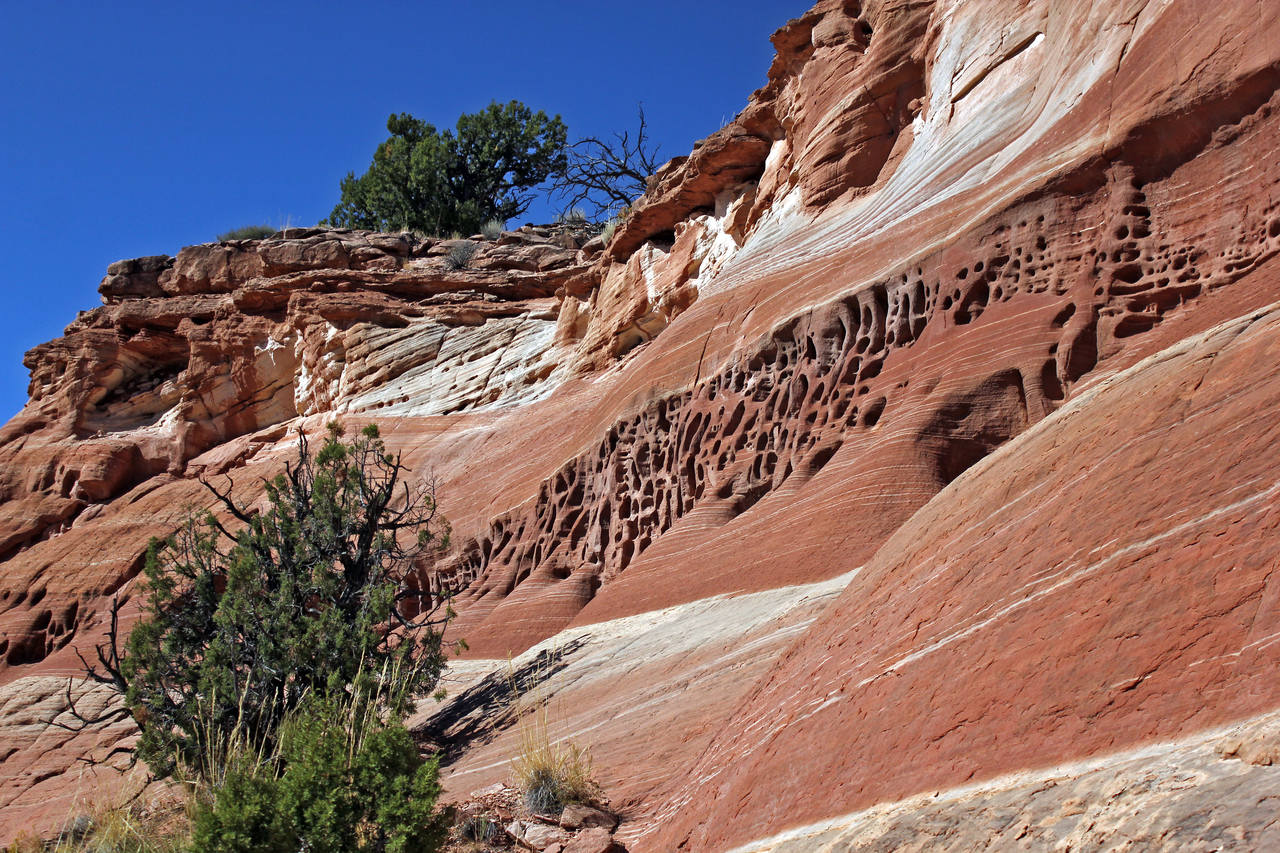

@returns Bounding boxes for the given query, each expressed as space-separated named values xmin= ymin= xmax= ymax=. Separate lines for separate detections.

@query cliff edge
xmin=3 ymin=0 xmax=1280 ymax=848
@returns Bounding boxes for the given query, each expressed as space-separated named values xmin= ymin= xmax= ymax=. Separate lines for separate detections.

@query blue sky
xmin=0 ymin=1 xmax=805 ymax=421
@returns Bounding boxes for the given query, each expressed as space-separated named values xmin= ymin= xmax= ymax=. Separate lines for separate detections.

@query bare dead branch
xmin=199 ymin=475 xmax=254 ymax=526
xmin=551 ymin=103 xmax=662 ymax=221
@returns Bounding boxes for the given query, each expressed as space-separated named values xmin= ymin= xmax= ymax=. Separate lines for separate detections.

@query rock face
xmin=4 ymin=0 xmax=1280 ymax=848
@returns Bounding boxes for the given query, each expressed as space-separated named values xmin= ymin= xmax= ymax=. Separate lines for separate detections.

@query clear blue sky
xmin=0 ymin=1 xmax=805 ymax=422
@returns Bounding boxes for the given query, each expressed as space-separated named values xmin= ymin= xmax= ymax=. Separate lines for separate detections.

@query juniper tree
xmin=79 ymin=422 xmax=454 ymax=778
xmin=326 ymin=102 xmax=567 ymax=235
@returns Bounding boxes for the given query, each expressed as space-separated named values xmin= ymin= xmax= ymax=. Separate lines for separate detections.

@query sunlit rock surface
xmin=3 ymin=0 xmax=1280 ymax=846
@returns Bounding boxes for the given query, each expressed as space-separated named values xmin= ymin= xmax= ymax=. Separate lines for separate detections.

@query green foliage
xmin=190 ymin=693 xmax=447 ymax=853
xmin=190 ymin=753 xmax=287 ymax=853
xmin=217 ymin=225 xmax=277 ymax=242
xmin=480 ymin=218 xmax=505 ymax=240
xmin=189 ymin=686 xmax=445 ymax=850
xmin=74 ymin=423 xmax=454 ymax=853
xmin=281 ymin=701 xmax=446 ymax=852
xmin=326 ymin=101 xmax=567 ymax=235
xmin=105 ymin=423 xmax=451 ymax=779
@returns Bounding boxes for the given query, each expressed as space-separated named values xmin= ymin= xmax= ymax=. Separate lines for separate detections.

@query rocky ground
xmin=444 ymin=784 xmax=624 ymax=853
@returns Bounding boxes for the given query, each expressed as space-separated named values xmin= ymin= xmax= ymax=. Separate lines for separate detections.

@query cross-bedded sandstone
xmin=3 ymin=0 xmax=1280 ymax=847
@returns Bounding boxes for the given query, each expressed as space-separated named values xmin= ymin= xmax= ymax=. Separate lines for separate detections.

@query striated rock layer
xmin=3 ymin=0 xmax=1280 ymax=847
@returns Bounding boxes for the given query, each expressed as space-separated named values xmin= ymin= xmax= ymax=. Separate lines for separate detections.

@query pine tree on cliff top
xmin=326 ymin=101 xmax=567 ymax=235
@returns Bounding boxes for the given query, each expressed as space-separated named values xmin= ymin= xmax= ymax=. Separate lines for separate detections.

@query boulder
xmin=559 ymin=804 xmax=618 ymax=832
xmin=520 ymin=822 xmax=571 ymax=850
xmin=99 ymin=255 xmax=173 ymax=301
xmin=562 ymin=828 xmax=624 ymax=853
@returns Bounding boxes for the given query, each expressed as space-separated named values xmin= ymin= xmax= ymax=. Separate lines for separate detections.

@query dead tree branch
xmin=551 ymin=104 xmax=662 ymax=221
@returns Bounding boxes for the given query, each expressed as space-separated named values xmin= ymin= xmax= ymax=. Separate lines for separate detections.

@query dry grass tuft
xmin=507 ymin=654 xmax=600 ymax=815
xmin=3 ymin=798 xmax=191 ymax=853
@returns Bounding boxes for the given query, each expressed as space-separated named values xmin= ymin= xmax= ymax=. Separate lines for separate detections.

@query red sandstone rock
xmin=559 ymin=804 xmax=618 ymax=832
xmin=562 ymin=828 xmax=624 ymax=853
xmin=520 ymin=822 xmax=571 ymax=850
xmin=644 ymin=297 xmax=1280 ymax=851
xmin=3 ymin=0 xmax=1280 ymax=848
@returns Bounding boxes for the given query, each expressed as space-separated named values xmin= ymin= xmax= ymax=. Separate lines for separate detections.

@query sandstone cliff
xmin=4 ymin=0 xmax=1280 ymax=848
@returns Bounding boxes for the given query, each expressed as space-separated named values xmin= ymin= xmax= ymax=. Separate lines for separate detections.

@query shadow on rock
xmin=416 ymin=635 xmax=590 ymax=765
